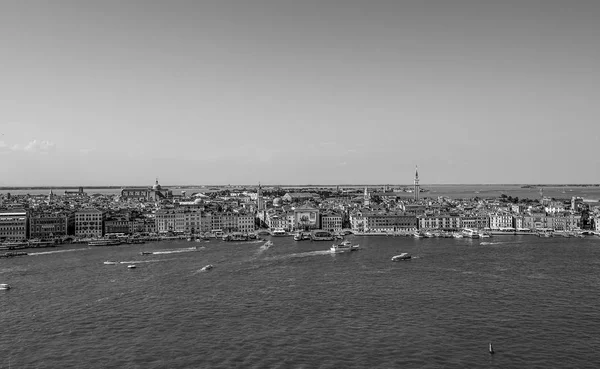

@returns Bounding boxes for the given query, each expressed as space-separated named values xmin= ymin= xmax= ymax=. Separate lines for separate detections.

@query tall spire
xmin=413 ymin=165 xmax=420 ymax=202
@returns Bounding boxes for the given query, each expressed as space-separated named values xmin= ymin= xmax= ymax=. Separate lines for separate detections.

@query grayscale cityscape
xmin=2 ymin=1 xmax=600 ymax=368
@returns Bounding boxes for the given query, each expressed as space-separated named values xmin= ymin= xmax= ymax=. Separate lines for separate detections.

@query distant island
xmin=521 ymin=184 xmax=600 ymax=188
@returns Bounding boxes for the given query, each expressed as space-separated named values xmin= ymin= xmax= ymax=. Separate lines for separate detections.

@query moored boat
xmin=89 ymin=239 xmax=122 ymax=246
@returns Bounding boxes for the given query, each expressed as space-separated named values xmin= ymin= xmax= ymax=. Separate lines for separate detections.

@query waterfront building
xmin=459 ymin=214 xmax=489 ymax=230
xmin=522 ymin=213 xmax=550 ymax=230
xmin=293 ymin=205 xmax=320 ymax=230
xmin=321 ymin=212 xmax=343 ymax=232
xmin=104 ymin=217 xmax=131 ymax=235
xmin=489 ymin=213 xmax=515 ymax=230
xmin=29 ymin=213 xmax=74 ymax=239
xmin=74 ymin=208 xmax=105 ymax=239
xmin=237 ymin=213 xmax=255 ymax=234
xmin=414 ymin=166 xmax=420 ymax=202
xmin=0 ymin=210 xmax=28 ymax=241
xmin=418 ymin=214 xmax=461 ymax=231
xmin=547 ymin=213 xmax=581 ymax=231
xmin=155 ymin=208 xmax=204 ymax=234
xmin=351 ymin=210 xmax=417 ymax=233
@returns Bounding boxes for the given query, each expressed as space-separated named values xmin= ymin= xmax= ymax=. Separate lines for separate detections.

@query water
xmin=2 ymin=236 xmax=600 ymax=368
xmin=2 ymin=184 xmax=600 ymax=201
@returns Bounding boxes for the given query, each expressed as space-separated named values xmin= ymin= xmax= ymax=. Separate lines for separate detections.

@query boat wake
xmin=29 ymin=248 xmax=90 ymax=256
xmin=118 ymin=259 xmax=170 ymax=264
xmin=480 ymin=242 xmax=505 ymax=246
xmin=265 ymin=250 xmax=331 ymax=261
xmin=152 ymin=247 xmax=198 ymax=255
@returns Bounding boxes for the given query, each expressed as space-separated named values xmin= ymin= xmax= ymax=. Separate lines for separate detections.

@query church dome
xmin=194 ymin=198 xmax=203 ymax=204
xmin=273 ymin=197 xmax=282 ymax=206
xmin=152 ymin=179 xmax=161 ymax=191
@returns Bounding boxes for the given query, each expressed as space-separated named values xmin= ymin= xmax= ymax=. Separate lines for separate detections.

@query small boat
xmin=103 ymin=261 xmax=118 ymax=265
xmin=391 ymin=253 xmax=412 ymax=261
xmin=201 ymin=264 xmax=213 ymax=271
xmin=0 ymin=283 xmax=10 ymax=290
xmin=140 ymin=251 xmax=153 ymax=255
xmin=127 ymin=264 xmax=136 ymax=269
xmin=263 ymin=241 xmax=274 ymax=247
xmin=489 ymin=342 xmax=494 ymax=354
xmin=330 ymin=240 xmax=358 ymax=253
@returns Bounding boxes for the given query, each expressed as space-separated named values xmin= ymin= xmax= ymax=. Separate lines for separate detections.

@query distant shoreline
xmin=0 ymin=184 xmax=599 ymax=190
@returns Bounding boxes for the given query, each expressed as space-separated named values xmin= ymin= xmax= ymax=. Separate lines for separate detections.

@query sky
xmin=1 ymin=0 xmax=599 ymax=186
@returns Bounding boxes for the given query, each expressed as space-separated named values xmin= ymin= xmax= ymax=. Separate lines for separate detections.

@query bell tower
xmin=414 ymin=166 xmax=420 ymax=201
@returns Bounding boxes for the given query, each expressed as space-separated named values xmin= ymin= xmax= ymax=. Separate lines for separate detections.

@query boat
xmin=263 ymin=240 xmax=274 ymax=247
xmin=489 ymin=342 xmax=495 ymax=354
xmin=311 ymin=230 xmax=335 ymax=241
xmin=89 ymin=239 xmax=122 ymax=246
xmin=330 ymin=240 xmax=358 ymax=253
xmin=103 ymin=261 xmax=118 ymax=265
xmin=140 ymin=251 xmax=153 ymax=255
xmin=453 ymin=232 xmax=463 ymax=239
xmin=201 ymin=264 xmax=213 ymax=271
xmin=391 ymin=253 xmax=412 ymax=261
xmin=271 ymin=228 xmax=288 ymax=237
xmin=293 ymin=232 xmax=303 ymax=241
xmin=413 ymin=231 xmax=424 ymax=238
xmin=0 ymin=283 xmax=10 ymax=290
xmin=0 ymin=252 xmax=28 ymax=258
xmin=462 ymin=229 xmax=480 ymax=239
xmin=127 ymin=264 xmax=136 ymax=269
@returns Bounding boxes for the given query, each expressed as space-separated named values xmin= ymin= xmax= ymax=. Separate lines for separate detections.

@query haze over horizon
xmin=2 ymin=1 xmax=599 ymax=186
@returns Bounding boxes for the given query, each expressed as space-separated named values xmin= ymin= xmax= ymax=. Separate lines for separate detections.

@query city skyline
xmin=2 ymin=1 xmax=600 ymax=186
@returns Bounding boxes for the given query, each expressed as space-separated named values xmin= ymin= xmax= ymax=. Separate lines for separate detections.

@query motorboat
xmin=462 ymin=229 xmax=480 ymax=239
xmin=271 ymin=228 xmax=288 ymax=237
xmin=140 ymin=251 xmax=153 ymax=255
xmin=293 ymin=232 xmax=302 ymax=241
xmin=263 ymin=241 xmax=274 ymax=247
xmin=330 ymin=240 xmax=358 ymax=253
xmin=127 ymin=264 xmax=137 ymax=269
xmin=0 ymin=284 xmax=10 ymax=290
xmin=103 ymin=261 xmax=118 ymax=265
xmin=391 ymin=253 xmax=412 ymax=261
xmin=201 ymin=264 xmax=213 ymax=271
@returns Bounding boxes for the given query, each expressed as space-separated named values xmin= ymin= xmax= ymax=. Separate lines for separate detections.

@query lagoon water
xmin=2 ymin=235 xmax=600 ymax=368
xmin=2 ymin=184 xmax=600 ymax=201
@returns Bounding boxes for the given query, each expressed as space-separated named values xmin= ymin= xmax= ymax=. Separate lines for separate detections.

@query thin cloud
xmin=10 ymin=139 xmax=56 ymax=152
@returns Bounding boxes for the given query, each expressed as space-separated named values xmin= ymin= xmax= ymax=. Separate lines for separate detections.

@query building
xmin=321 ymin=212 xmax=343 ymax=232
xmin=489 ymin=213 xmax=514 ymax=230
xmin=64 ymin=187 xmax=87 ymax=198
xmin=418 ymin=214 xmax=461 ymax=231
xmin=29 ymin=213 xmax=74 ymax=239
xmin=459 ymin=214 xmax=489 ymax=230
xmin=414 ymin=166 xmax=420 ymax=202
xmin=0 ymin=210 xmax=28 ymax=241
xmin=293 ymin=205 xmax=320 ymax=230
xmin=351 ymin=211 xmax=417 ymax=233
xmin=257 ymin=183 xmax=265 ymax=211
xmin=104 ymin=217 xmax=131 ymax=235
xmin=75 ymin=208 xmax=105 ymax=238
xmin=121 ymin=179 xmax=172 ymax=201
